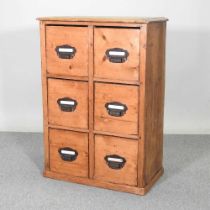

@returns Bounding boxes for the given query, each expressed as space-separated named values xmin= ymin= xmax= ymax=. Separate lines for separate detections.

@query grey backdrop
xmin=0 ymin=0 xmax=209 ymax=133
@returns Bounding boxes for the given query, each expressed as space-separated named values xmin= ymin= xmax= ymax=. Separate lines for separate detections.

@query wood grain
xmin=44 ymin=167 xmax=163 ymax=195
xmin=41 ymin=20 xmax=142 ymax=28
xmin=94 ymin=82 xmax=139 ymax=135
xmin=39 ymin=22 xmax=50 ymax=171
xmin=94 ymin=27 xmax=140 ymax=81
xmin=88 ymin=26 xmax=94 ymax=178
xmin=38 ymin=18 xmax=167 ymax=195
xmin=94 ymin=135 xmax=138 ymax=186
xmin=138 ymin=24 xmax=148 ymax=187
xmin=48 ymin=78 xmax=88 ymax=129
xmin=142 ymin=22 xmax=166 ymax=184
xmin=46 ymin=26 xmax=89 ymax=77
xmin=93 ymin=130 xmax=139 ymax=140
xmin=49 ymin=129 xmax=88 ymax=177
xmin=47 ymin=73 xmax=88 ymax=82
xmin=48 ymin=124 xmax=89 ymax=133
xmin=93 ymin=78 xmax=140 ymax=85
xmin=37 ymin=16 xmax=168 ymax=24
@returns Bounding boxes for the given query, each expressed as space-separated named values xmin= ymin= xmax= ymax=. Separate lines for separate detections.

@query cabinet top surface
xmin=37 ymin=16 xmax=168 ymax=23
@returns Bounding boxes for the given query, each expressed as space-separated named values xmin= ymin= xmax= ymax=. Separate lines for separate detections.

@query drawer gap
xmin=95 ymin=26 xmax=140 ymax=29
xmin=48 ymin=124 xmax=89 ymax=133
xmin=94 ymin=130 xmax=139 ymax=140
xmin=93 ymin=80 xmax=139 ymax=86
xmin=47 ymin=76 xmax=88 ymax=83
xmin=46 ymin=24 xmax=88 ymax=27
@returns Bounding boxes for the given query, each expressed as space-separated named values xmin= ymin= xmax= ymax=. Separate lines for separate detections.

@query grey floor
xmin=0 ymin=133 xmax=209 ymax=210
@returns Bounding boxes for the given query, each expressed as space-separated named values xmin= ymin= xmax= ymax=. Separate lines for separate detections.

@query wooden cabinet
xmin=38 ymin=17 xmax=167 ymax=195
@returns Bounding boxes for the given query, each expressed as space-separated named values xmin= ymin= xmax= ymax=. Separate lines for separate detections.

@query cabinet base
xmin=43 ymin=167 xmax=163 ymax=195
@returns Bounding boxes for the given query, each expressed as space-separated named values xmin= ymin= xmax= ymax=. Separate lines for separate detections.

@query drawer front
xmin=46 ymin=26 xmax=88 ymax=77
xmin=48 ymin=78 xmax=88 ymax=129
xmin=49 ymin=129 xmax=88 ymax=177
xmin=94 ymin=83 xmax=138 ymax=135
xmin=94 ymin=27 xmax=140 ymax=81
xmin=94 ymin=135 xmax=138 ymax=186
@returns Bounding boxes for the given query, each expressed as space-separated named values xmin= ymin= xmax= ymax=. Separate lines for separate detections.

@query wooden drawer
xmin=94 ymin=135 xmax=138 ymax=186
xmin=48 ymin=78 xmax=88 ymax=129
xmin=49 ymin=129 xmax=88 ymax=177
xmin=46 ymin=26 xmax=88 ymax=77
xmin=94 ymin=27 xmax=140 ymax=81
xmin=94 ymin=82 xmax=139 ymax=135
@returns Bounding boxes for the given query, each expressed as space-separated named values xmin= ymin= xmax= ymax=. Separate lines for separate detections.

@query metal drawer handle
xmin=105 ymin=48 xmax=129 ymax=63
xmin=104 ymin=154 xmax=126 ymax=169
xmin=58 ymin=147 xmax=78 ymax=162
xmin=55 ymin=45 xmax=76 ymax=59
xmin=57 ymin=97 xmax=78 ymax=112
xmin=105 ymin=102 xmax=128 ymax=117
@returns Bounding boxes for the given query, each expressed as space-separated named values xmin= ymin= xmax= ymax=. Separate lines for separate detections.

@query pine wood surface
xmin=94 ymin=135 xmax=138 ymax=186
xmin=49 ymin=129 xmax=89 ymax=177
xmin=48 ymin=78 xmax=88 ymax=129
xmin=37 ymin=16 xmax=168 ymax=24
xmin=39 ymin=17 xmax=167 ymax=195
xmin=94 ymin=82 xmax=139 ymax=135
xmin=46 ymin=26 xmax=89 ymax=77
xmin=94 ymin=27 xmax=140 ymax=81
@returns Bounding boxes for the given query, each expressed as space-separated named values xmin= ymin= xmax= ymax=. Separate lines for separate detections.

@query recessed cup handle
xmin=104 ymin=154 xmax=126 ymax=169
xmin=58 ymin=147 xmax=78 ymax=162
xmin=57 ymin=97 xmax=77 ymax=112
xmin=55 ymin=45 xmax=76 ymax=59
xmin=105 ymin=48 xmax=129 ymax=63
xmin=105 ymin=102 xmax=128 ymax=117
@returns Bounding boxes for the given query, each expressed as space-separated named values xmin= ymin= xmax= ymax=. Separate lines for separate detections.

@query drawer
xmin=94 ymin=82 xmax=138 ymax=135
xmin=46 ymin=26 xmax=88 ymax=77
xmin=94 ymin=27 xmax=140 ymax=81
xmin=48 ymin=78 xmax=88 ymax=129
xmin=94 ymin=135 xmax=138 ymax=186
xmin=49 ymin=129 xmax=88 ymax=177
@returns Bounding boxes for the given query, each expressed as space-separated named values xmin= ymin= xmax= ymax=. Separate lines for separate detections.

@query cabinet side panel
xmin=144 ymin=22 xmax=166 ymax=184
xmin=88 ymin=26 xmax=94 ymax=178
xmin=39 ymin=21 xmax=49 ymax=170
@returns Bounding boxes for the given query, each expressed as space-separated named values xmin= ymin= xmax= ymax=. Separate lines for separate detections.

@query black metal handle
xmin=104 ymin=154 xmax=126 ymax=170
xmin=58 ymin=147 xmax=78 ymax=162
xmin=105 ymin=102 xmax=128 ymax=117
xmin=105 ymin=48 xmax=129 ymax=63
xmin=55 ymin=45 xmax=76 ymax=59
xmin=57 ymin=97 xmax=77 ymax=112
